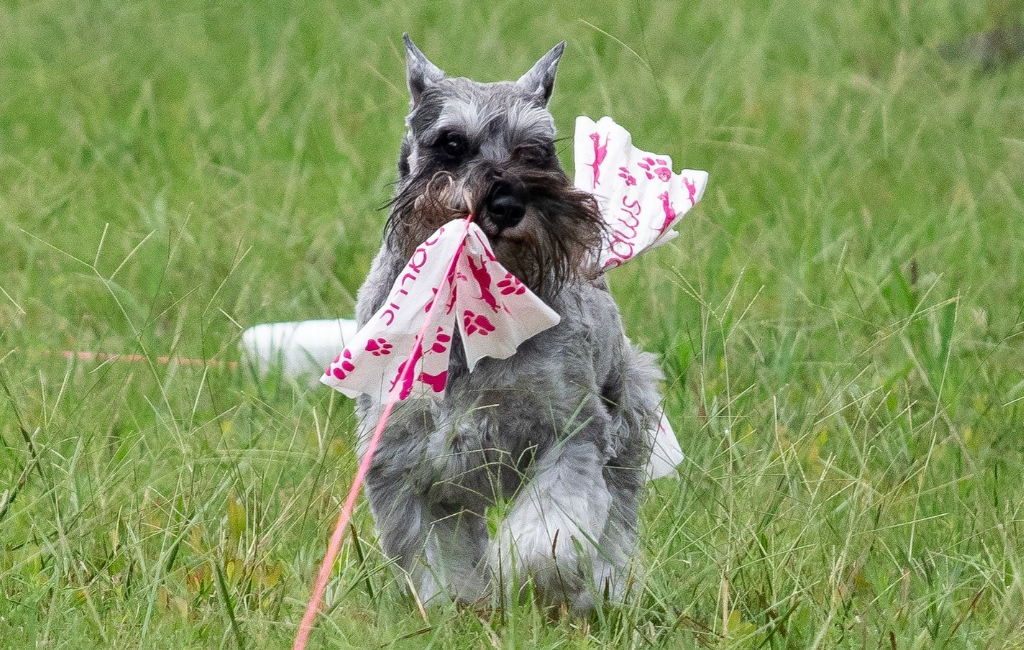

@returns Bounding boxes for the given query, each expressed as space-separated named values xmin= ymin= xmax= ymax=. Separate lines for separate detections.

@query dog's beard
xmin=385 ymin=163 xmax=606 ymax=298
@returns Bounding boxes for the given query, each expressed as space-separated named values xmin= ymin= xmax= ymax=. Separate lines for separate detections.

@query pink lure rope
xmin=57 ymin=350 xmax=237 ymax=368
xmin=292 ymin=215 xmax=474 ymax=650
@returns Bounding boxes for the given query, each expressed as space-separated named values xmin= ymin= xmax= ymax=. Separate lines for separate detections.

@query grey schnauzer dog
xmin=354 ymin=34 xmax=663 ymax=614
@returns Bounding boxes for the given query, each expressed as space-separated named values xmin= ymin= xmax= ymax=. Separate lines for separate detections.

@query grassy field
xmin=2 ymin=0 xmax=1024 ymax=647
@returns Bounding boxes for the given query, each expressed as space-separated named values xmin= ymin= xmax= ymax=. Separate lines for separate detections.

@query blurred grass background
xmin=2 ymin=0 xmax=1024 ymax=647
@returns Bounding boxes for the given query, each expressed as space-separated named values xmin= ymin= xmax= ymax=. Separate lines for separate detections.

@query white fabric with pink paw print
xmin=321 ymin=221 xmax=560 ymax=403
xmin=574 ymin=116 xmax=709 ymax=271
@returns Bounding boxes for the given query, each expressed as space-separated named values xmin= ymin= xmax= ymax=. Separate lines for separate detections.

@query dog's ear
xmin=517 ymin=41 xmax=565 ymax=106
xmin=404 ymin=34 xmax=445 ymax=108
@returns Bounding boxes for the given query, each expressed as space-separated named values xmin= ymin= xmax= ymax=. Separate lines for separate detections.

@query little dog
xmin=354 ymin=35 xmax=663 ymax=614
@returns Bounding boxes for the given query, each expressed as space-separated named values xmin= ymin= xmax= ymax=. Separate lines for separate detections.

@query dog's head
xmin=386 ymin=35 xmax=604 ymax=296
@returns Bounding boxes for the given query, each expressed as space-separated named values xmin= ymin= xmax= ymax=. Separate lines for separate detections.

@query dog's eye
xmin=518 ymin=143 xmax=555 ymax=165
xmin=438 ymin=133 xmax=468 ymax=159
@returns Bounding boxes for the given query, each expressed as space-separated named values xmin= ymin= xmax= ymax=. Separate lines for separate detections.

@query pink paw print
xmin=463 ymin=310 xmax=496 ymax=336
xmin=328 ymin=349 xmax=355 ymax=379
xmin=637 ymin=157 xmax=672 ymax=182
xmin=431 ymin=327 xmax=452 ymax=353
xmin=617 ymin=166 xmax=637 ymax=186
xmin=364 ymin=338 xmax=392 ymax=356
xmin=421 ymin=370 xmax=448 ymax=394
xmin=497 ymin=273 xmax=525 ymax=296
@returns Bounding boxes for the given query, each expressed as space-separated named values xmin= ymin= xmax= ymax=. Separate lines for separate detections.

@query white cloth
xmin=573 ymin=116 xmax=709 ymax=271
xmin=241 ymin=319 xmax=358 ymax=384
xmin=320 ymin=221 xmax=560 ymax=403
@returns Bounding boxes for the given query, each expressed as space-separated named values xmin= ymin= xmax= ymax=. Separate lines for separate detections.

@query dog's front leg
xmin=419 ymin=502 xmax=490 ymax=605
xmin=489 ymin=435 xmax=612 ymax=614
xmin=365 ymin=462 xmax=492 ymax=606
xmin=361 ymin=404 xmax=492 ymax=607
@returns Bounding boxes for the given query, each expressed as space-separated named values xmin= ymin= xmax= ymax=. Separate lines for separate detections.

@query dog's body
xmin=354 ymin=36 xmax=663 ymax=614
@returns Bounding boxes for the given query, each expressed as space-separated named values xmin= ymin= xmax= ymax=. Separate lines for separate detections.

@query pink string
xmin=292 ymin=216 xmax=474 ymax=650
xmin=58 ymin=350 xmax=238 ymax=368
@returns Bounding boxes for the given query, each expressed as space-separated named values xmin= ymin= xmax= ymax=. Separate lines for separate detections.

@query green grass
xmin=2 ymin=0 xmax=1024 ymax=647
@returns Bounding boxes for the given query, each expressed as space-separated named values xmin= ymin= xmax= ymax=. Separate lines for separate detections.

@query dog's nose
xmin=485 ymin=182 xmax=526 ymax=229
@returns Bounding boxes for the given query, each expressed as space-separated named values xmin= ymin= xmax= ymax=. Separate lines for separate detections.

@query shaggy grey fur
xmin=353 ymin=35 xmax=663 ymax=614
